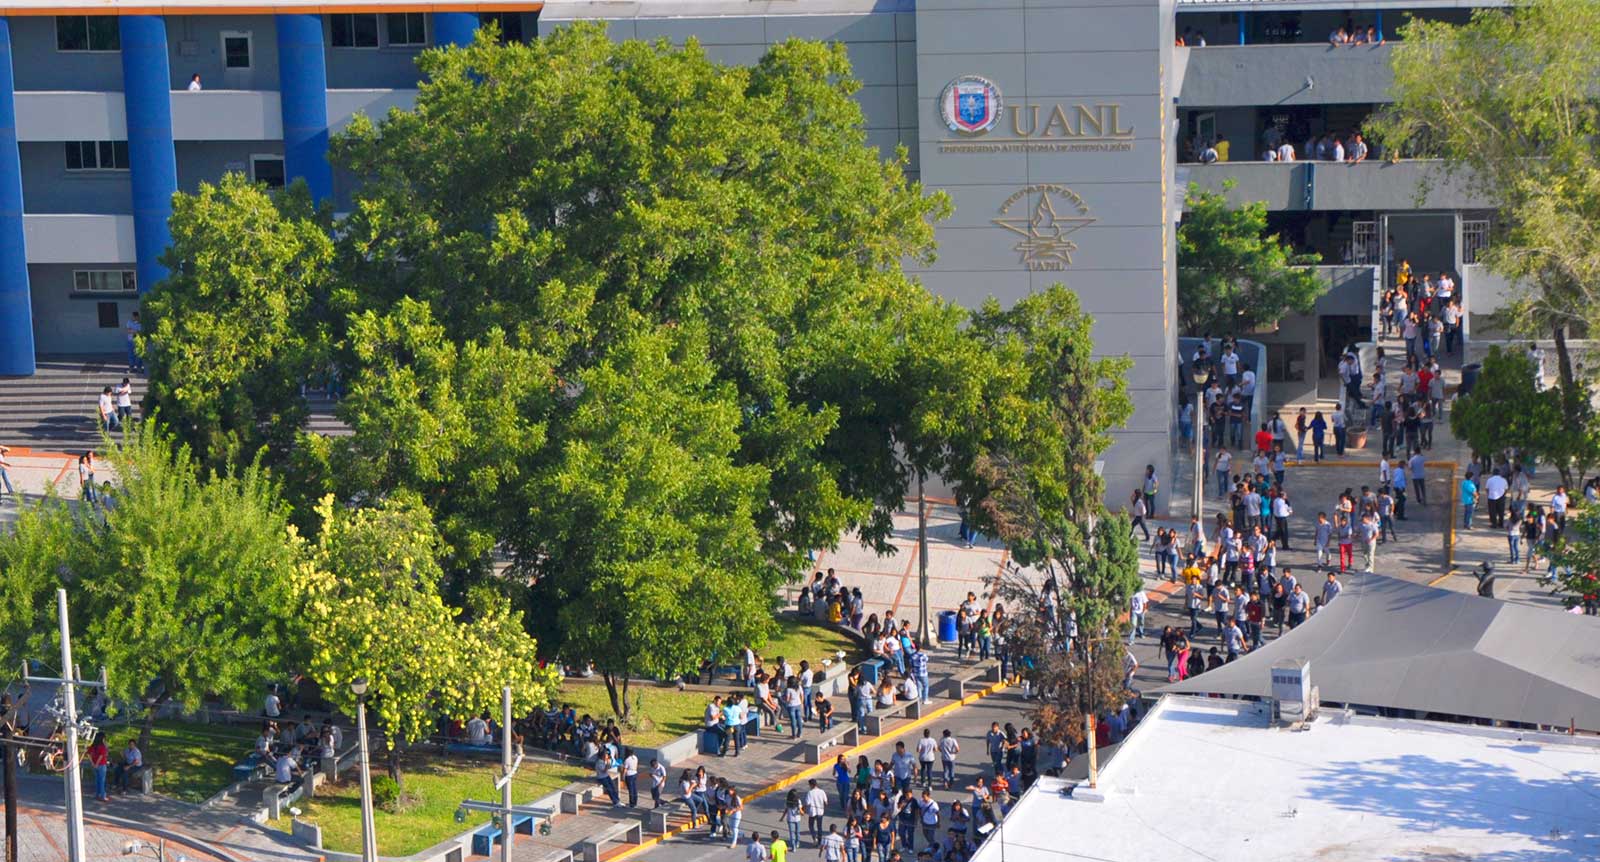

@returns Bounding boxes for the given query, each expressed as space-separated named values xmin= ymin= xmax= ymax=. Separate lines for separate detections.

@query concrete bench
xmin=644 ymin=799 xmax=686 ymax=833
xmin=532 ymin=850 xmax=574 ymax=862
xmin=864 ymin=700 xmax=922 ymax=736
xmin=512 ymin=807 xmax=556 ymax=835
xmin=942 ymin=660 xmax=1002 ymax=700
xmin=579 ymin=820 xmax=642 ymax=862
xmin=559 ymin=785 xmax=599 ymax=814
xmin=804 ymin=724 xmax=859 ymax=763
xmin=470 ymin=824 xmax=502 ymax=857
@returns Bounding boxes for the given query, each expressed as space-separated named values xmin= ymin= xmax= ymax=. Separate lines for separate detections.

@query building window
xmin=222 ymin=31 xmax=253 ymax=69
xmin=75 ymin=270 xmax=138 ymax=295
xmin=330 ymin=13 xmax=380 ymax=48
xmin=1266 ymin=342 xmax=1307 ymax=384
xmin=481 ymin=13 xmax=525 ymax=43
xmin=251 ymin=155 xmax=286 ymax=189
xmin=97 ymin=302 xmax=121 ymax=328
xmin=64 ymin=140 xmax=130 ymax=171
xmin=56 ymin=16 xmax=120 ymax=52
xmin=386 ymin=12 xmax=427 ymax=47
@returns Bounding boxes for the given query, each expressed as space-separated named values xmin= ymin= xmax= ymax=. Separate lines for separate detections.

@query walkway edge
xmin=603 ymin=678 xmax=1013 ymax=862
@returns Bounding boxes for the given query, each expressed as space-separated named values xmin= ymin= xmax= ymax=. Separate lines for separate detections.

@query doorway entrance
xmin=1318 ymin=314 xmax=1368 ymax=400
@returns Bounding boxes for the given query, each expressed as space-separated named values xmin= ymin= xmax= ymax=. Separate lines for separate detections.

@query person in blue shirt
xmin=1461 ymin=475 xmax=1478 ymax=529
xmin=908 ymin=649 xmax=930 ymax=705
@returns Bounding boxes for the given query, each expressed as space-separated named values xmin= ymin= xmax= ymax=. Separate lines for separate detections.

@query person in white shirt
xmin=98 ymin=386 xmax=119 ymax=431
xmin=937 ymin=730 xmax=960 ymax=789
xmin=187 ymin=73 xmax=202 ymax=91
xmin=803 ymin=778 xmax=829 ymax=844
xmin=263 ymin=689 xmax=282 ymax=718
xmin=274 ymin=750 xmax=300 ymax=785
xmin=1128 ymin=589 xmax=1147 ymax=642
xmin=1484 ymin=470 xmax=1509 ymax=529
xmin=915 ymin=729 xmax=938 ymax=788
xmin=466 ymin=714 xmax=489 ymax=745
xmin=1277 ymin=141 xmax=1296 ymax=162
xmin=1220 ymin=348 xmax=1240 ymax=384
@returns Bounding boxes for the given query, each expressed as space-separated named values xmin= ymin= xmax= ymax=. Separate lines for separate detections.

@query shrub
xmin=372 ymin=775 xmax=401 ymax=811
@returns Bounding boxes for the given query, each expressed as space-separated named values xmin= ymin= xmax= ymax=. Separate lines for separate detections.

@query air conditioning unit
xmin=1271 ymin=659 xmax=1314 ymax=725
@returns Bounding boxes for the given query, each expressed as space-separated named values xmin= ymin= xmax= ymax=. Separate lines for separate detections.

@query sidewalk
xmin=16 ymin=775 xmax=318 ymax=862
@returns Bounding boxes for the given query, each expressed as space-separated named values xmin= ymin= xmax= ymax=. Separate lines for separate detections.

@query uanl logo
xmin=993 ymin=185 xmax=1096 ymax=271
xmin=937 ymin=76 xmax=1135 ymax=154
xmin=939 ymin=75 xmax=1003 ymax=134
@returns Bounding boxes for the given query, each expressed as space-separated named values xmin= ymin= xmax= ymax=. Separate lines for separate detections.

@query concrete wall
xmin=29 ymin=263 xmax=139 ymax=354
xmin=164 ymin=13 xmax=282 ymax=91
xmin=1184 ymin=159 xmax=1491 ymax=212
xmin=20 ymin=142 xmax=133 ymax=215
xmin=11 ymin=17 xmax=125 ymax=92
xmin=909 ymin=0 xmax=1180 ymax=504
xmin=175 ymin=141 xmax=284 ymax=193
xmin=540 ymin=1 xmax=920 ymax=174
xmin=1179 ymin=43 xmax=1394 ymax=107
xmin=24 ymin=215 xmax=137 ymax=264
xmin=1462 ymin=263 xmax=1517 ymax=340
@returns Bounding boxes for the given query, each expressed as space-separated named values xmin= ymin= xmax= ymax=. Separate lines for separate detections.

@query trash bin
xmin=1459 ymin=362 xmax=1482 ymax=398
xmin=937 ymin=610 xmax=959 ymax=644
xmin=859 ymin=658 xmax=886 ymax=685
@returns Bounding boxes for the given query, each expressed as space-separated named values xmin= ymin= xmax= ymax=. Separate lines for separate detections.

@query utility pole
xmin=499 ymin=688 xmax=512 ymax=862
xmin=917 ymin=475 xmax=930 ymax=646
xmin=2 ymin=694 xmax=17 ymax=862
xmin=50 ymin=590 xmax=86 ymax=862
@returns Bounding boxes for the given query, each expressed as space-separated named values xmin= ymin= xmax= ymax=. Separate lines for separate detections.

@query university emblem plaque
xmin=939 ymin=75 xmax=1003 ymax=135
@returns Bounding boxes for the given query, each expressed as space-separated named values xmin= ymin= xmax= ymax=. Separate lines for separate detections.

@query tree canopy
xmin=295 ymin=494 xmax=556 ymax=781
xmin=138 ymin=27 xmax=1138 ymax=720
xmin=1177 ymin=181 xmax=1326 ymax=337
xmin=1450 ymin=346 xmax=1600 ymax=487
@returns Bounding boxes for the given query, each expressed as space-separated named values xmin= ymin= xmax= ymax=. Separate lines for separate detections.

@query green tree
xmin=1450 ymin=346 xmax=1600 ymax=487
xmin=296 ymin=495 xmax=557 ymax=784
xmin=1546 ymin=506 xmax=1600 ymax=614
xmin=39 ymin=425 xmax=304 ymax=750
xmin=962 ymin=286 xmax=1140 ymax=627
xmin=1372 ymin=0 xmax=1600 ymax=429
xmin=142 ymin=175 xmax=334 ymax=472
xmin=527 ymin=325 xmax=773 ymax=717
xmin=1177 ymin=181 xmax=1326 ymax=337
xmin=0 ymin=492 xmax=74 ymax=672
xmin=962 ymin=286 xmax=1140 ymax=750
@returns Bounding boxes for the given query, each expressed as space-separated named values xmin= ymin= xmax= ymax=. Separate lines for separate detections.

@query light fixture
xmin=1191 ymin=365 xmax=1210 ymax=387
xmin=350 ymin=678 xmax=369 ymax=697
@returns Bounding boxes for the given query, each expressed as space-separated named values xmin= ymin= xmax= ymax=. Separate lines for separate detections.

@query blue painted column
xmin=433 ymin=12 xmax=479 ymax=48
xmin=1238 ymin=12 xmax=1248 ymax=45
xmin=0 ymin=18 xmax=33 ymax=375
xmin=1376 ymin=11 xmax=1384 ymax=42
xmin=276 ymin=14 xmax=333 ymax=202
xmin=120 ymin=15 xmax=177 ymax=297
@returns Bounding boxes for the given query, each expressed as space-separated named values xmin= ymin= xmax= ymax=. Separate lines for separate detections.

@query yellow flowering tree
xmin=296 ymin=494 xmax=557 ymax=785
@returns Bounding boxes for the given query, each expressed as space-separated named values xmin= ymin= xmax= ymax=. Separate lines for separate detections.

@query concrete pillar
xmin=276 ymin=14 xmax=333 ymax=201
xmin=120 ymin=15 xmax=178 ymax=296
xmin=0 ymin=18 xmax=33 ymax=375
xmin=433 ymin=12 xmax=480 ymax=48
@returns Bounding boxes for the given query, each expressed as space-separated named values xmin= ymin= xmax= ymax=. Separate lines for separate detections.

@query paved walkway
xmin=16 ymin=775 xmax=317 ymax=862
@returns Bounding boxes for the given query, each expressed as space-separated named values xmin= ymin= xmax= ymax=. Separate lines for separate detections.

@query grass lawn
xmin=555 ymin=620 xmax=862 ymax=747
xmin=102 ymin=719 xmax=257 ymax=803
xmin=275 ymin=755 xmax=588 ymax=856
xmin=762 ymin=617 xmax=861 ymax=670
xmin=554 ymin=683 xmax=707 ymax=748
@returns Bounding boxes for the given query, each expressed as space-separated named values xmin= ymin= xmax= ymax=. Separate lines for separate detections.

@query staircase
xmin=0 ymin=355 xmax=349 ymax=452
xmin=0 ymin=355 xmax=142 ymax=451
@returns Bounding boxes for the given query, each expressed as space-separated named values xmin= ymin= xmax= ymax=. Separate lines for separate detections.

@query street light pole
xmin=916 ymin=475 xmax=930 ymax=646
xmin=1190 ymin=367 xmax=1211 ymax=522
xmin=351 ymin=680 xmax=378 ymax=862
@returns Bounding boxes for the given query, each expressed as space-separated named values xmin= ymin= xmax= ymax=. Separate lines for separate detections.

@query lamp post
xmin=350 ymin=678 xmax=378 ymax=862
xmin=1190 ymin=365 xmax=1211 ymax=521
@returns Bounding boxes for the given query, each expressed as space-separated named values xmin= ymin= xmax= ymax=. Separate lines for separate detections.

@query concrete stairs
xmin=0 ymin=354 xmax=349 ymax=452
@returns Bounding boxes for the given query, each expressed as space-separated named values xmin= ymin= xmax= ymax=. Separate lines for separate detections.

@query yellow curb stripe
xmin=1286 ymin=459 xmax=1457 ymax=469
xmin=1427 ymin=569 xmax=1458 ymax=587
xmin=602 ymin=680 xmax=1011 ymax=862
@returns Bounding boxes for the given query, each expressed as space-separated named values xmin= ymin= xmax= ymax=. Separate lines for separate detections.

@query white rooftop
xmin=975 ymin=696 xmax=1600 ymax=862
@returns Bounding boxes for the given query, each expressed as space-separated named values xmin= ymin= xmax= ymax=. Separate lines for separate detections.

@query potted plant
xmin=1346 ymin=412 xmax=1369 ymax=450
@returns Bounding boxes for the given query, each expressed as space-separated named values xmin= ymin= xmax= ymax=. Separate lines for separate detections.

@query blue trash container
xmin=937 ymin=610 xmax=959 ymax=643
xmin=860 ymin=658 xmax=886 ymax=685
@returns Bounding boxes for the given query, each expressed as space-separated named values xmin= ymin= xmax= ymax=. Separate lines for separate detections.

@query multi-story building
xmin=0 ymin=0 xmax=1512 ymax=506
xmin=0 ymin=0 xmax=539 ymax=376
xmin=1173 ymin=0 xmax=1507 ymax=403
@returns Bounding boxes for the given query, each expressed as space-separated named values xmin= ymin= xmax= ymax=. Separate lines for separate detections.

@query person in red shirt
xmin=1417 ymin=364 xmax=1434 ymax=397
xmin=1254 ymin=423 xmax=1274 ymax=456
xmin=87 ymin=737 xmax=110 ymax=801
xmin=1245 ymin=592 xmax=1266 ymax=650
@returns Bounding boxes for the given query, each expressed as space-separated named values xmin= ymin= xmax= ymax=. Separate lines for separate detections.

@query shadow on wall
xmin=1304 ymin=754 xmax=1600 ymax=861
xmin=1178 ymin=336 xmax=1268 ymax=431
